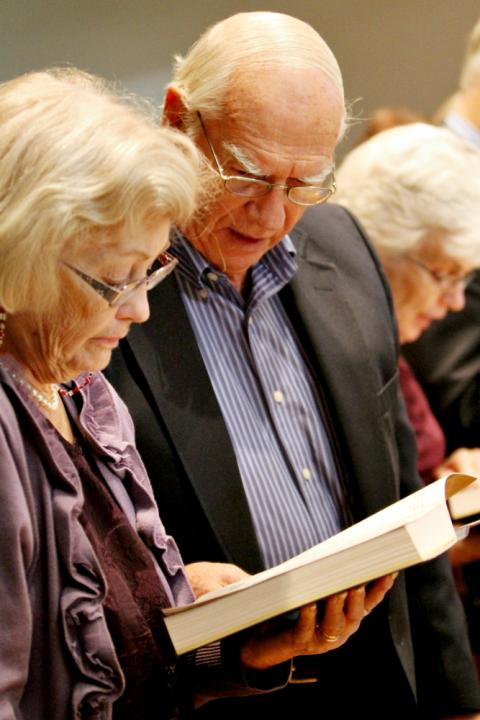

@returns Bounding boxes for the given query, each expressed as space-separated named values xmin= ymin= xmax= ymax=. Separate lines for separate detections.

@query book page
xmin=448 ymin=478 xmax=480 ymax=520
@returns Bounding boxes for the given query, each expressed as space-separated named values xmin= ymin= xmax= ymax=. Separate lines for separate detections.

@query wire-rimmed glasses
xmin=197 ymin=111 xmax=336 ymax=207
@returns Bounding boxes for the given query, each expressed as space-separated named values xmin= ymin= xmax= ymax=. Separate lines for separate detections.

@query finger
xmin=292 ymin=603 xmax=318 ymax=645
xmin=318 ymin=591 xmax=348 ymax=637
xmin=364 ymin=573 xmax=398 ymax=613
xmin=344 ymin=585 xmax=366 ymax=621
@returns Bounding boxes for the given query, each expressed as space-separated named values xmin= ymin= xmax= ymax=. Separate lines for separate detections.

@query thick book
xmin=448 ymin=477 xmax=480 ymax=521
xmin=163 ymin=473 xmax=479 ymax=654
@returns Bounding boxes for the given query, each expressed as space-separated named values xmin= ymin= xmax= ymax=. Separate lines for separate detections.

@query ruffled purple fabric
xmin=0 ymin=359 xmax=193 ymax=718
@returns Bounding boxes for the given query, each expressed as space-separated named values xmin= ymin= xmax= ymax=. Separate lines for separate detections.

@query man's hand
xmin=185 ymin=561 xmax=250 ymax=598
xmin=240 ymin=574 xmax=397 ymax=670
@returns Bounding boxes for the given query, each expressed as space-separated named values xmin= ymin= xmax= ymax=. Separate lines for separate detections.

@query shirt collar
xmin=169 ymin=228 xmax=297 ymax=290
xmin=444 ymin=111 xmax=480 ymax=147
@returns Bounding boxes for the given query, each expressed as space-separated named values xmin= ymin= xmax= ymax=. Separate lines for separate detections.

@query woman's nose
xmin=442 ymin=283 xmax=466 ymax=313
xmin=116 ymin=286 xmax=151 ymax=324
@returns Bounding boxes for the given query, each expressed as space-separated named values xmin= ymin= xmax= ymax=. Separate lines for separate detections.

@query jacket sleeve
xmin=321 ymin=206 xmax=480 ymax=712
xmin=190 ymin=637 xmax=291 ymax=707
xmin=391 ymin=313 xmax=480 ymax=713
xmin=0 ymin=392 xmax=34 ymax=720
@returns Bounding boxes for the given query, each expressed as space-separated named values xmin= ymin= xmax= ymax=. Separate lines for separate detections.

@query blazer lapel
xmin=125 ymin=274 xmax=264 ymax=572
xmin=287 ymin=224 xmax=399 ymax=518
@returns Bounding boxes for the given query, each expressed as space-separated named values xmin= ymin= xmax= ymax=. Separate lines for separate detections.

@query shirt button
xmin=197 ymin=288 xmax=208 ymax=301
xmin=302 ymin=467 xmax=312 ymax=481
xmin=206 ymin=272 xmax=218 ymax=282
xmin=273 ymin=390 xmax=284 ymax=404
xmin=248 ymin=317 xmax=254 ymax=325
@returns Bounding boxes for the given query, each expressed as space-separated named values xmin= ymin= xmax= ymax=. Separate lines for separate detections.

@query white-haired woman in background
xmin=333 ymin=121 xmax=480 ymax=672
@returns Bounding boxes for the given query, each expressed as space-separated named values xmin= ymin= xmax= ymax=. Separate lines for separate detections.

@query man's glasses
xmin=197 ymin=112 xmax=336 ymax=207
xmin=62 ymin=251 xmax=178 ymax=307
xmin=404 ymin=254 xmax=475 ymax=293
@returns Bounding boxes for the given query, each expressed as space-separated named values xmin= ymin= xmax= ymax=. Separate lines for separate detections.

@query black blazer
xmin=107 ymin=205 xmax=480 ymax=714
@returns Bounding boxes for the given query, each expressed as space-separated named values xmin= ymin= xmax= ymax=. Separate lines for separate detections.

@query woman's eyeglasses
xmin=62 ymin=251 xmax=178 ymax=306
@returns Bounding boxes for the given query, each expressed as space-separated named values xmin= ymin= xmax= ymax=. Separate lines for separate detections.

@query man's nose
xmin=245 ymin=187 xmax=288 ymax=231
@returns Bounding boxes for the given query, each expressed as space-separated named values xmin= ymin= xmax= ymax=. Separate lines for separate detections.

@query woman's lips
xmin=93 ymin=337 xmax=122 ymax=348
xmin=417 ymin=315 xmax=437 ymax=333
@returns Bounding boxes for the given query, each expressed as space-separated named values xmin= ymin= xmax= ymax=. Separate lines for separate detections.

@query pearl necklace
xmin=0 ymin=362 xmax=59 ymax=410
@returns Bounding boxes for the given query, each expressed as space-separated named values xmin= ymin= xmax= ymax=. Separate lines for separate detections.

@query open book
xmin=164 ymin=473 xmax=479 ymax=654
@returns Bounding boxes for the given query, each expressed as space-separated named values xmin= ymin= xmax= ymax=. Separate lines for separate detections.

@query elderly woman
xmin=0 ymin=69 xmax=387 ymax=720
xmin=333 ymin=121 xmax=480 ymax=671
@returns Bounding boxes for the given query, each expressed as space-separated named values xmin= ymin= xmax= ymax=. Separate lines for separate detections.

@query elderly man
xmin=107 ymin=12 xmax=480 ymax=718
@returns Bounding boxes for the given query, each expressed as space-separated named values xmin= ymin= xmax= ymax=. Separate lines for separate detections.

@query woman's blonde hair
xmin=0 ymin=68 xmax=200 ymax=313
xmin=170 ymin=11 xmax=347 ymax=140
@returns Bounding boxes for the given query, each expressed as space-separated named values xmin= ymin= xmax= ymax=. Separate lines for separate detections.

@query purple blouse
xmin=0 ymin=356 xmax=197 ymax=719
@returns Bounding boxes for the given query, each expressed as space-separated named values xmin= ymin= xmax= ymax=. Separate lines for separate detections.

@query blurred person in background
xmin=355 ymin=105 xmax=429 ymax=145
xmin=333 ymin=121 xmax=480 ymax=676
xmin=404 ymin=15 xmax=480 ymax=451
xmin=402 ymin=21 xmax=480 ymax=672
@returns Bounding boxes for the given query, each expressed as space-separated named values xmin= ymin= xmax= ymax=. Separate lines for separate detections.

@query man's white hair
xmin=170 ymin=11 xmax=347 ymax=139
xmin=333 ymin=123 xmax=480 ymax=263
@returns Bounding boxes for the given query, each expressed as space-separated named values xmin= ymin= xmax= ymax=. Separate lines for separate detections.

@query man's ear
xmin=163 ymin=86 xmax=187 ymax=130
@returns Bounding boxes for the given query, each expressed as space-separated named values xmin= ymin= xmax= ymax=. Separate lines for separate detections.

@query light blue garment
xmin=444 ymin=110 xmax=480 ymax=147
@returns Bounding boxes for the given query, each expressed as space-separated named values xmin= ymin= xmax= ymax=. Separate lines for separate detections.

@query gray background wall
xmin=1 ymin=0 xmax=479 ymax=157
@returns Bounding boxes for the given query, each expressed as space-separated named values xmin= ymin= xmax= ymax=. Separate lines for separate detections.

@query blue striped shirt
xmin=171 ymin=231 xmax=349 ymax=568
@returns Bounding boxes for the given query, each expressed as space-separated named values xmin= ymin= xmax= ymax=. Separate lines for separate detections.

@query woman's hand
xmin=185 ymin=561 xmax=250 ymax=598
xmin=433 ymin=447 xmax=480 ymax=478
xmin=240 ymin=573 xmax=397 ymax=670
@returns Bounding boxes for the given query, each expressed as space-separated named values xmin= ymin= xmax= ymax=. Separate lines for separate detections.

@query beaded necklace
xmin=0 ymin=361 xmax=93 ymax=411
xmin=58 ymin=373 xmax=93 ymax=397
xmin=2 ymin=364 xmax=59 ymax=410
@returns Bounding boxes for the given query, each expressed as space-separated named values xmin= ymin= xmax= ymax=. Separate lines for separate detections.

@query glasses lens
xmin=462 ymin=271 xmax=476 ymax=289
xmin=225 ymin=177 xmax=270 ymax=197
xmin=443 ymin=272 xmax=475 ymax=292
xmin=109 ymin=254 xmax=178 ymax=306
xmin=145 ymin=253 xmax=178 ymax=289
xmin=407 ymin=255 xmax=476 ymax=293
xmin=288 ymin=186 xmax=333 ymax=206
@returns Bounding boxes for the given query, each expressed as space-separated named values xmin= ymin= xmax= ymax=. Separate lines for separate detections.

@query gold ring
xmin=320 ymin=628 xmax=340 ymax=643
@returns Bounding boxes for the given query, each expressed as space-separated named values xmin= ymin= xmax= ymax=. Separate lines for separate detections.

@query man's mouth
xmin=230 ymin=228 xmax=269 ymax=243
